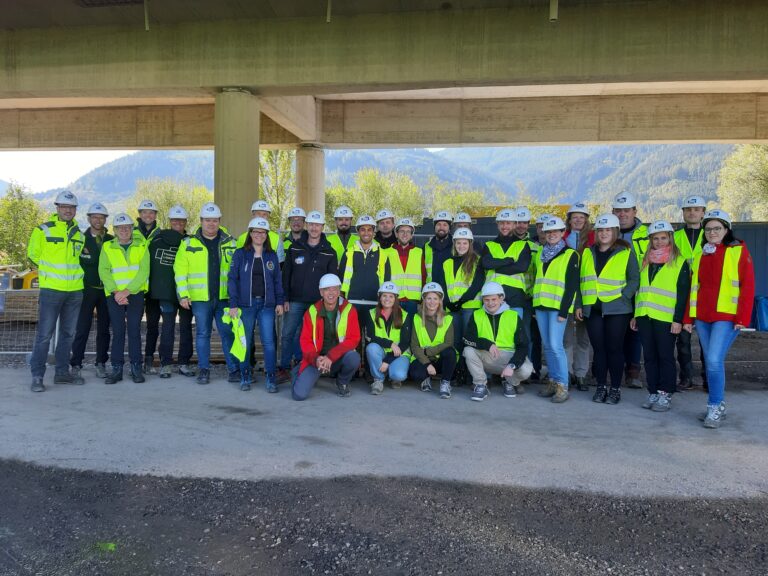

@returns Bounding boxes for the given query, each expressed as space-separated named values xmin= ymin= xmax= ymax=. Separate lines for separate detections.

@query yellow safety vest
xmin=174 ymin=231 xmax=237 ymax=301
xmin=473 ymin=308 xmax=518 ymax=352
xmin=533 ymin=248 xmax=577 ymax=312
xmin=674 ymin=228 xmax=704 ymax=265
xmin=580 ymin=247 xmax=630 ymax=306
xmin=384 ymin=246 xmax=424 ymax=301
xmin=102 ymin=238 xmax=148 ymax=294
xmin=328 ymin=232 xmax=360 ymax=263
xmin=341 ymin=242 xmax=386 ymax=296
xmin=443 ymin=259 xmax=482 ymax=309
xmin=424 ymin=239 xmax=453 ymax=284
xmin=689 ymin=246 xmax=743 ymax=318
xmin=369 ymin=309 xmax=409 ymax=353
xmin=27 ymin=214 xmax=85 ymax=292
xmin=635 ymin=257 xmax=685 ymax=322
xmin=412 ymin=313 xmax=453 ymax=347
xmin=484 ymin=240 xmax=527 ymax=291
xmin=524 ymin=240 xmax=540 ymax=295
xmin=307 ymin=303 xmax=353 ymax=351
xmin=133 ymin=222 xmax=160 ymax=244
xmin=221 ymin=308 xmax=247 ymax=362
xmin=630 ymin=225 xmax=649 ymax=265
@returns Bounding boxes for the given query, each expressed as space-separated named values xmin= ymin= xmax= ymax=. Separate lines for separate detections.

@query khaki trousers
xmin=463 ymin=347 xmax=533 ymax=386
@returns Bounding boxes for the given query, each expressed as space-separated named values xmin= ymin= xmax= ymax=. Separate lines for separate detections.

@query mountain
xmin=0 ymin=179 xmax=9 ymax=192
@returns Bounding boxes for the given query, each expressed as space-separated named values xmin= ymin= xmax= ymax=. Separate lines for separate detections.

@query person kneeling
xmin=365 ymin=282 xmax=412 ymax=395
xmin=463 ymin=282 xmax=532 ymax=402
xmin=292 ymin=274 xmax=361 ymax=400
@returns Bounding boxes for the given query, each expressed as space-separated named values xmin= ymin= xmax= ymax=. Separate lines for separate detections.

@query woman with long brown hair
xmin=364 ymin=282 xmax=412 ymax=395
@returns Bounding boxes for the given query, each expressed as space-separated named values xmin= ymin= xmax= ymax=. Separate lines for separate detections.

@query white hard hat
xmin=421 ymin=282 xmax=444 ymax=297
xmin=200 ymin=202 xmax=222 ymax=218
xmin=355 ymin=215 xmax=376 ymax=229
xmin=594 ymin=213 xmax=621 ymax=229
xmin=453 ymin=228 xmax=474 ymax=241
xmin=536 ymin=213 xmax=553 ymax=224
xmin=305 ymin=210 xmax=325 ymax=225
xmin=648 ymin=220 xmax=674 ymax=235
xmin=138 ymin=199 xmax=158 ymax=212
xmin=288 ymin=207 xmax=306 ymax=219
xmin=704 ymin=209 xmax=732 ymax=228
xmin=682 ymin=195 xmax=707 ymax=209
xmin=378 ymin=281 xmax=399 ymax=296
xmin=247 ymin=217 xmax=270 ymax=231
xmin=396 ymin=218 xmax=416 ymax=231
xmin=251 ymin=200 xmax=271 ymax=213
xmin=454 ymin=212 xmax=472 ymax=224
xmin=513 ymin=207 xmax=531 ymax=222
xmin=481 ymin=281 xmax=505 ymax=298
xmin=54 ymin=190 xmax=78 ymax=207
xmin=168 ymin=205 xmax=188 ymax=220
xmin=318 ymin=273 xmax=342 ymax=289
xmin=376 ymin=209 xmax=395 ymax=222
xmin=333 ymin=205 xmax=353 ymax=219
xmin=496 ymin=208 xmax=515 ymax=222
xmin=433 ymin=210 xmax=453 ymax=223
xmin=542 ymin=216 xmax=566 ymax=232
xmin=612 ymin=192 xmax=637 ymax=209
xmin=567 ymin=202 xmax=590 ymax=216
xmin=87 ymin=202 xmax=108 ymax=216
xmin=112 ymin=212 xmax=133 ymax=227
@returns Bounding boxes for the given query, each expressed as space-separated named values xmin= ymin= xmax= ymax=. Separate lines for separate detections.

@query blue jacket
xmin=227 ymin=247 xmax=285 ymax=309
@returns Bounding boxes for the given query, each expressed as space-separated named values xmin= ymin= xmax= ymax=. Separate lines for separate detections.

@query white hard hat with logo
xmin=200 ymin=202 xmax=222 ymax=218
xmin=453 ymin=228 xmax=474 ymax=241
xmin=536 ymin=213 xmax=553 ymax=224
xmin=496 ymin=208 xmax=514 ymax=222
xmin=682 ymin=195 xmax=707 ymax=209
xmin=376 ymin=209 xmax=395 ymax=222
xmin=481 ymin=281 xmax=505 ymax=298
xmin=378 ymin=281 xmax=399 ymax=296
xmin=333 ymin=205 xmax=353 ymax=219
xmin=288 ymin=207 xmax=307 ymax=219
xmin=138 ymin=199 xmax=158 ymax=212
xmin=567 ymin=202 xmax=590 ymax=216
xmin=421 ymin=282 xmax=444 ymax=297
xmin=251 ymin=200 xmax=271 ymax=213
xmin=648 ymin=220 xmax=674 ymax=235
xmin=356 ymin=215 xmax=376 ymax=229
xmin=612 ymin=193 xmax=637 ymax=209
xmin=542 ymin=216 xmax=566 ymax=231
xmin=513 ymin=207 xmax=531 ymax=222
xmin=247 ymin=217 xmax=270 ymax=231
xmin=87 ymin=202 xmax=108 ymax=216
xmin=305 ymin=210 xmax=325 ymax=225
xmin=318 ymin=274 xmax=342 ymax=289
xmin=54 ymin=190 xmax=78 ymax=207
xmin=433 ymin=210 xmax=453 ymax=224
xmin=594 ymin=213 xmax=621 ymax=229
xmin=396 ymin=218 xmax=416 ymax=231
xmin=112 ymin=213 xmax=133 ymax=227
xmin=704 ymin=209 xmax=732 ymax=228
xmin=454 ymin=212 xmax=472 ymax=224
xmin=168 ymin=205 xmax=188 ymax=220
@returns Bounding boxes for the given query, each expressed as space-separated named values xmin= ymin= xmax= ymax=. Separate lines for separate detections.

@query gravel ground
xmin=1 ymin=460 xmax=767 ymax=576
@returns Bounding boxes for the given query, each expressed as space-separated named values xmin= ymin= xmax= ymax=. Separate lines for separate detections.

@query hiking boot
xmin=551 ymin=383 xmax=569 ymax=403
xmin=642 ymin=393 xmax=660 ymax=409
xmin=390 ymin=380 xmax=402 ymax=389
xmin=606 ymin=387 xmax=621 ymax=404
xmin=104 ymin=366 xmax=123 ymax=385
xmin=703 ymin=403 xmax=725 ymax=428
xmin=370 ymin=379 xmax=384 ymax=395
xmin=575 ymin=376 xmax=589 ymax=391
xmin=31 ymin=377 xmax=45 ymax=393
xmin=652 ymin=391 xmax=671 ymax=412
xmin=677 ymin=378 xmax=693 ymax=391
xmin=178 ymin=364 xmax=196 ymax=377
xmin=420 ymin=378 xmax=432 ymax=392
xmin=197 ymin=368 xmax=210 ymax=385
xmin=95 ymin=362 xmax=107 ymax=378
xmin=228 ymin=369 xmax=241 ymax=383
xmin=265 ymin=373 xmax=278 ymax=393
xmin=70 ymin=366 xmax=85 ymax=385
xmin=276 ymin=368 xmax=291 ymax=384
xmin=54 ymin=371 xmax=76 ymax=385
xmin=471 ymin=383 xmax=489 ymax=402
xmin=439 ymin=380 xmax=451 ymax=399
xmin=159 ymin=364 xmax=173 ymax=379
xmin=337 ymin=382 xmax=351 ymax=398
xmin=143 ymin=357 xmax=157 ymax=375
xmin=699 ymin=402 xmax=726 ymax=422
xmin=130 ymin=363 xmax=145 ymax=383
xmin=592 ymin=385 xmax=608 ymax=403
xmin=538 ymin=379 xmax=556 ymax=398
xmin=502 ymin=381 xmax=517 ymax=398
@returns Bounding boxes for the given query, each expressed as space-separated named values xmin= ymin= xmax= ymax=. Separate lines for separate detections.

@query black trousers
xmin=408 ymin=348 xmax=457 ymax=382
xmin=530 ymin=313 xmax=542 ymax=374
xmin=70 ymin=286 xmax=110 ymax=367
xmin=636 ymin=316 xmax=677 ymax=394
xmin=107 ymin=292 xmax=145 ymax=367
xmin=586 ymin=312 xmax=631 ymax=389
xmin=158 ymin=299 xmax=193 ymax=365
xmin=676 ymin=328 xmax=707 ymax=383
xmin=144 ymin=294 xmax=161 ymax=359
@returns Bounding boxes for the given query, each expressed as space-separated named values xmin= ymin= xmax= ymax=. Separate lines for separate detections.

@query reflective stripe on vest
xmin=580 ymin=248 xmax=630 ymax=306
xmin=484 ymin=240 xmax=526 ymax=291
xmin=328 ymin=233 xmax=359 ymax=263
xmin=104 ymin=238 xmax=147 ymax=294
xmin=413 ymin=313 xmax=453 ymax=347
xmin=307 ymin=303 xmax=352 ymax=351
xmin=689 ymin=245 xmax=742 ymax=318
xmin=175 ymin=234 xmax=236 ymax=301
xmin=533 ymin=248 xmax=576 ymax=312
xmin=341 ymin=242 xmax=385 ymax=295
xmin=473 ymin=308 xmax=517 ymax=351
xmin=369 ymin=308 xmax=409 ymax=353
xmin=444 ymin=259 xmax=482 ymax=309
xmin=36 ymin=219 xmax=85 ymax=291
xmin=634 ymin=257 xmax=684 ymax=322
xmin=385 ymin=247 xmax=423 ymax=300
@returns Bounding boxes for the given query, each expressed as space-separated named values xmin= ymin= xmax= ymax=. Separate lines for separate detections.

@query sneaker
xmin=178 ymin=364 xmax=197 ymax=377
xmin=95 ymin=362 xmax=107 ymax=378
xmin=538 ymin=379 xmax=556 ymax=398
xmin=471 ymin=384 xmax=489 ymax=402
xmin=197 ymin=368 xmax=210 ymax=385
xmin=420 ymin=378 xmax=432 ymax=392
xmin=699 ymin=402 xmax=726 ymax=422
xmin=439 ymin=380 xmax=451 ymax=399
xmin=70 ymin=366 xmax=85 ymax=385
xmin=652 ymin=392 xmax=671 ymax=412
xmin=159 ymin=365 xmax=173 ymax=379
xmin=502 ymin=381 xmax=517 ymax=398
xmin=370 ymin=379 xmax=384 ymax=395
xmin=575 ymin=376 xmax=589 ymax=392
xmin=276 ymin=368 xmax=291 ymax=384
xmin=642 ymin=393 xmax=660 ymax=409
xmin=703 ymin=403 xmax=725 ymax=428
xmin=130 ymin=363 xmax=145 ymax=383
xmin=606 ymin=387 xmax=621 ymax=405
xmin=592 ymin=385 xmax=608 ymax=403
xmin=390 ymin=380 xmax=402 ymax=389
xmin=551 ymin=383 xmax=569 ymax=403
xmin=31 ymin=377 xmax=45 ymax=393
xmin=53 ymin=371 xmax=75 ymax=385
xmin=104 ymin=366 xmax=123 ymax=385
xmin=337 ymin=382 xmax=351 ymax=398
xmin=265 ymin=374 xmax=278 ymax=394
xmin=143 ymin=357 xmax=157 ymax=375
xmin=228 ymin=369 xmax=241 ymax=383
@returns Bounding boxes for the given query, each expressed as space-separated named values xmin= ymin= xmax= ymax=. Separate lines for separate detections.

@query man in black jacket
xmin=134 ymin=199 xmax=161 ymax=374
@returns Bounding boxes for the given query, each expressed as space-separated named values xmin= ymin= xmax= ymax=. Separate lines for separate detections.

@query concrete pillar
xmin=214 ymin=88 xmax=260 ymax=235
xmin=296 ymin=143 xmax=325 ymax=214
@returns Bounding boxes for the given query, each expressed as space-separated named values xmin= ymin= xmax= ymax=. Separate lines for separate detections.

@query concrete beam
xmin=261 ymin=96 xmax=318 ymax=142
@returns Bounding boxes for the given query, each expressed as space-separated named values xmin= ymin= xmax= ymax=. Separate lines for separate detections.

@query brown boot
xmin=538 ymin=378 xmax=556 ymax=397
xmin=551 ymin=382 xmax=569 ymax=403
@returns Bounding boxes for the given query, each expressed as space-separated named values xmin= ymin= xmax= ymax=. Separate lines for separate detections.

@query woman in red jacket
xmin=683 ymin=210 xmax=754 ymax=429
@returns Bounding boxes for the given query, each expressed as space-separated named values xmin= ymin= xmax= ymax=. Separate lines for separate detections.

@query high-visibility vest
xmin=484 ymin=240 xmax=527 ymax=291
xmin=674 ymin=228 xmax=704 ymax=265
xmin=580 ymin=247 xmax=630 ymax=306
xmin=443 ymin=259 xmax=482 ymax=309
xmin=384 ymin=246 xmax=424 ymax=301
xmin=27 ymin=214 xmax=85 ymax=292
xmin=635 ymin=257 xmax=685 ymax=322
xmin=524 ymin=240 xmax=540 ymax=295
xmin=221 ymin=308 xmax=247 ymax=362
xmin=369 ymin=308 xmax=410 ymax=353
xmin=473 ymin=307 xmax=517 ymax=352
xmin=341 ymin=241 xmax=386 ymax=296
xmin=412 ymin=313 xmax=453 ymax=347
xmin=689 ymin=246 xmax=743 ymax=318
xmin=630 ymin=225 xmax=649 ymax=265
xmin=133 ymin=222 xmax=160 ymax=244
xmin=174 ymin=231 xmax=237 ymax=301
xmin=103 ymin=237 xmax=148 ymax=294
xmin=328 ymin=232 xmax=360 ymax=263
xmin=424 ymin=237 xmax=452 ymax=284
xmin=307 ymin=303 xmax=353 ymax=351
xmin=533 ymin=248 xmax=577 ymax=312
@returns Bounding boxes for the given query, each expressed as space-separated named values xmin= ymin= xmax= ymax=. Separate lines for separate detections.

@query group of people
xmin=27 ymin=189 xmax=754 ymax=429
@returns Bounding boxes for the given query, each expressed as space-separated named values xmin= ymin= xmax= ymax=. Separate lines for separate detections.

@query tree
xmin=125 ymin=178 xmax=213 ymax=229
xmin=0 ymin=182 xmax=47 ymax=266
xmin=717 ymin=144 xmax=768 ymax=222
xmin=259 ymin=150 xmax=296 ymax=231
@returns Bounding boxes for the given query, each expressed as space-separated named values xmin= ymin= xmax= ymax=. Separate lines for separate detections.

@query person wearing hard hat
xmin=628 ymin=221 xmax=691 ymax=413
xmin=674 ymin=195 xmax=707 ymax=390
xmin=99 ymin=212 xmax=151 ymax=384
xmin=133 ymin=199 xmax=161 ymax=376
xmin=407 ymin=283 xmax=457 ymax=399
xmin=453 ymin=212 xmax=472 ymax=230
xmin=237 ymin=200 xmax=282 ymax=262
xmin=227 ymin=217 xmax=285 ymax=392
xmin=374 ymin=209 xmax=397 ymax=250
xmin=278 ymin=210 xmax=338 ymax=384
xmin=564 ymin=202 xmax=594 ymax=252
xmin=532 ymin=217 xmax=580 ymax=404
xmin=462 ymin=281 xmax=532 ymax=402
xmin=683 ymin=210 xmax=754 ymax=429
xmin=174 ymin=202 xmax=239 ymax=385
xmin=283 ymin=207 xmax=307 ymax=253
xmin=576 ymin=213 xmax=640 ymax=405
xmin=382 ymin=217 xmax=426 ymax=315
xmin=442 ymin=227 xmax=484 ymax=346
xmin=528 ymin=212 xmax=553 ymax=386
xmin=364 ymin=282 xmax=413 ymax=395
xmin=28 ymin=191 xmax=86 ymax=392
xmin=423 ymin=210 xmax=454 ymax=290
xmin=327 ymin=205 xmax=359 ymax=262
xmin=534 ymin=213 xmax=552 ymax=245
xmin=70 ymin=202 xmax=113 ymax=382
xmin=148 ymin=205 xmax=195 ymax=379
xmin=292 ymin=273 xmax=361 ymax=400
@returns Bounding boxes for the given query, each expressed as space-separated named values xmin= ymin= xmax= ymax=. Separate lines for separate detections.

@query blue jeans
xmin=240 ymin=298 xmax=277 ymax=376
xmin=536 ymin=309 xmax=569 ymax=387
xmin=279 ymin=301 xmax=311 ymax=370
xmin=451 ymin=308 xmax=475 ymax=349
xmin=365 ymin=343 xmax=410 ymax=382
xmin=107 ymin=292 xmax=145 ymax=367
xmin=190 ymin=298 xmax=236 ymax=372
xmin=695 ymin=320 xmax=740 ymax=405
xmin=30 ymin=288 xmax=83 ymax=378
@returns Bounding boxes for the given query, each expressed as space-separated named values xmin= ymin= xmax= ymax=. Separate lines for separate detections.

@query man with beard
xmin=424 ymin=210 xmax=454 ymax=294
xmin=327 ymin=205 xmax=359 ymax=263
xmin=374 ymin=209 xmax=397 ymax=249
xmin=283 ymin=207 xmax=306 ymax=253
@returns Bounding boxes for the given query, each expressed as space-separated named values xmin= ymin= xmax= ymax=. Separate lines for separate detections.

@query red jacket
xmin=684 ymin=241 xmax=755 ymax=327
xmin=299 ymin=299 xmax=361 ymax=373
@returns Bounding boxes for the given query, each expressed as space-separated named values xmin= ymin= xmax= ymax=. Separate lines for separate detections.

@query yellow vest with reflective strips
xmin=341 ymin=241 xmax=386 ymax=296
xmin=674 ymin=228 xmax=704 ymax=265
xmin=221 ymin=308 xmax=247 ymax=362
xmin=533 ymin=248 xmax=576 ymax=313
xmin=174 ymin=231 xmax=237 ymax=301
xmin=307 ymin=303 xmax=353 ymax=351
xmin=635 ymin=257 xmax=685 ymax=322
xmin=412 ymin=313 xmax=453 ymax=347
xmin=473 ymin=308 xmax=517 ymax=352
xmin=689 ymin=245 xmax=742 ymax=318
xmin=424 ymin=239 xmax=452 ymax=284
xmin=27 ymin=215 xmax=85 ymax=292
xmin=443 ymin=259 xmax=482 ymax=309
xmin=484 ymin=240 xmax=527 ymax=291
xmin=369 ymin=308 xmax=409 ymax=353
xmin=580 ymin=248 xmax=630 ymax=306
xmin=524 ymin=240 xmax=540 ymax=295
xmin=384 ymin=246 xmax=424 ymax=300
xmin=103 ymin=237 xmax=148 ymax=295
xmin=328 ymin=232 xmax=360 ymax=263
xmin=630 ymin=225 xmax=649 ymax=265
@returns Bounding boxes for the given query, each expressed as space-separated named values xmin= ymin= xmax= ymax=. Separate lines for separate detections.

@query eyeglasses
xmin=704 ymin=226 xmax=724 ymax=233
